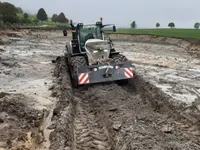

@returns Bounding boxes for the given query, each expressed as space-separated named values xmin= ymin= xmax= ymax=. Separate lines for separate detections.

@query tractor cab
xmin=78 ymin=24 xmax=103 ymax=48
xmin=66 ymin=18 xmax=116 ymax=55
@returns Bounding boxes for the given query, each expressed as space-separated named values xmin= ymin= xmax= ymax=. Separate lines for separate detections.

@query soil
xmin=113 ymin=40 xmax=200 ymax=106
xmin=0 ymin=29 xmax=31 ymax=45
xmin=109 ymin=34 xmax=200 ymax=58
xmin=0 ymin=31 xmax=200 ymax=150
xmin=0 ymin=31 xmax=65 ymax=149
xmin=49 ymin=56 xmax=200 ymax=150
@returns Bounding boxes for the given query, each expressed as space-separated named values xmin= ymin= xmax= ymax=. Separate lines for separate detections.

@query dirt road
xmin=0 ymin=31 xmax=200 ymax=150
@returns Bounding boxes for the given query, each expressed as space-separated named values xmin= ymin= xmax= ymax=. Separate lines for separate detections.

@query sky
xmin=1 ymin=0 xmax=199 ymax=28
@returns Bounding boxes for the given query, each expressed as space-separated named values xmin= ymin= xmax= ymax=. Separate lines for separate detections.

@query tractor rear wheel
xmin=110 ymin=53 xmax=128 ymax=64
xmin=110 ymin=54 xmax=131 ymax=85
xmin=69 ymin=56 xmax=87 ymax=88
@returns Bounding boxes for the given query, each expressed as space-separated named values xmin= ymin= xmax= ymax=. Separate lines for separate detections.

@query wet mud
xmin=49 ymin=57 xmax=200 ymax=150
xmin=1 ymin=32 xmax=200 ymax=150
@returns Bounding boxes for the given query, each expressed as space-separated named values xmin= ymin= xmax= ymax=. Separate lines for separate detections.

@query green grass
xmin=115 ymin=28 xmax=200 ymax=39
xmin=18 ymin=21 xmax=69 ymax=30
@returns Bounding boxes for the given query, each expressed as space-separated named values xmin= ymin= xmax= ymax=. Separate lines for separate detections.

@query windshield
xmin=79 ymin=25 xmax=102 ymax=48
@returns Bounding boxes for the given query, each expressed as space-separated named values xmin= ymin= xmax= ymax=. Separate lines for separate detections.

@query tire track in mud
xmin=72 ymin=96 xmax=110 ymax=150
xmin=50 ymin=56 xmax=200 ymax=150
xmin=50 ymin=57 xmax=111 ymax=150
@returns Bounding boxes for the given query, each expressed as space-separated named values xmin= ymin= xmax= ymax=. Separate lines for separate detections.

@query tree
xmin=33 ymin=18 xmax=39 ymax=25
xmin=52 ymin=14 xmax=58 ymax=23
xmin=17 ymin=7 xmax=23 ymax=14
xmin=36 ymin=8 xmax=48 ymax=21
xmin=16 ymin=13 xmax=24 ymax=24
xmin=131 ymin=21 xmax=137 ymax=29
xmin=57 ymin=12 xmax=68 ymax=23
xmin=0 ymin=2 xmax=2 ymax=20
xmin=156 ymin=22 xmax=160 ymax=28
xmin=23 ymin=13 xmax=29 ymax=20
xmin=168 ymin=22 xmax=175 ymax=28
xmin=194 ymin=22 xmax=200 ymax=29
xmin=0 ymin=2 xmax=18 ymax=23
xmin=22 ymin=13 xmax=29 ymax=23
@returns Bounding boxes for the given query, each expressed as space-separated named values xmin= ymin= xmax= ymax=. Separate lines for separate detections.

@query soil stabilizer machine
xmin=64 ymin=18 xmax=136 ymax=87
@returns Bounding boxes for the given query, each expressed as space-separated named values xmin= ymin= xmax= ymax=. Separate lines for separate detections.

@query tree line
xmin=131 ymin=21 xmax=200 ymax=29
xmin=0 ymin=1 xmax=69 ymax=25
xmin=1 ymin=1 xmax=200 ymax=29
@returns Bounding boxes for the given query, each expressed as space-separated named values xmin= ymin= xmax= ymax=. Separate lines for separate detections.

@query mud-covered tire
xmin=110 ymin=54 xmax=128 ymax=64
xmin=69 ymin=56 xmax=87 ymax=88
xmin=111 ymin=54 xmax=132 ymax=85
xmin=70 ymin=56 xmax=87 ymax=68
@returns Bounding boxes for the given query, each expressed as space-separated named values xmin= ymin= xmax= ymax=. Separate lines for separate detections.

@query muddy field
xmin=0 ymin=31 xmax=200 ymax=150
xmin=114 ymin=40 xmax=200 ymax=105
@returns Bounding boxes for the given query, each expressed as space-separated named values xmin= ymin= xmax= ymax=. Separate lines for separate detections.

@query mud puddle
xmin=50 ymin=57 xmax=200 ymax=150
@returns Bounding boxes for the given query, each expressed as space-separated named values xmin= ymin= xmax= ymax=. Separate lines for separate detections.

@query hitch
xmin=103 ymin=63 xmax=113 ymax=77
xmin=103 ymin=68 xmax=112 ymax=77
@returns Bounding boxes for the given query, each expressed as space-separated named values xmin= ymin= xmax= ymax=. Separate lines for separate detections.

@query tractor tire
xmin=69 ymin=56 xmax=87 ymax=88
xmin=110 ymin=54 xmax=130 ymax=85
xmin=110 ymin=54 xmax=128 ymax=64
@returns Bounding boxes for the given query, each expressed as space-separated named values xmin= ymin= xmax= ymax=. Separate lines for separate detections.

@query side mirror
xmin=113 ymin=25 xmax=116 ymax=32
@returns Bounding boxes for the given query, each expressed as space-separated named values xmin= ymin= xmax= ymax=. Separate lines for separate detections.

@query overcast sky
xmin=1 ymin=0 xmax=199 ymax=28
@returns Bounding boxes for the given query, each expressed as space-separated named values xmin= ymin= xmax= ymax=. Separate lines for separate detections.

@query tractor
xmin=64 ymin=18 xmax=136 ymax=87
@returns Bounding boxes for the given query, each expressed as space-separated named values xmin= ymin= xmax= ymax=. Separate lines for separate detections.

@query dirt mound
xmin=0 ymin=29 xmax=31 ymax=37
xmin=0 ymin=35 xmax=9 ymax=45
xmin=0 ymin=29 xmax=31 ymax=45
xmin=187 ymin=40 xmax=200 ymax=58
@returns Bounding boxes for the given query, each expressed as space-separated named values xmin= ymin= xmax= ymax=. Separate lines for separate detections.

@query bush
xmin=0 ymin=21 xmax=4 ymax=28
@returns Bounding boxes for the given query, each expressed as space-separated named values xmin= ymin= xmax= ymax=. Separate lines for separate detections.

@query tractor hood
xmin=85 ymin=39 xmax=110 ymax=65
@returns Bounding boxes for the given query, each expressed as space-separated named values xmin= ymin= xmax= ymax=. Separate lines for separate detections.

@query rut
xmin=72 ymin=95 xmax=110 ymax=150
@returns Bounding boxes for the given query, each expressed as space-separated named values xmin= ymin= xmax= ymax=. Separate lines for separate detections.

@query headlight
xmin=93 ymin=50 xmax=98 ymax=53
